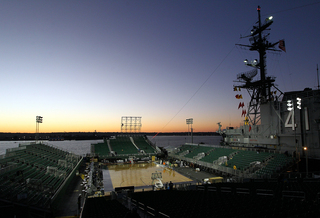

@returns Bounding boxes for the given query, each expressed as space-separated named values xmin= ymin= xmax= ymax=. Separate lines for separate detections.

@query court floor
xmin=103 ymin=162 xmax=193 ymax=192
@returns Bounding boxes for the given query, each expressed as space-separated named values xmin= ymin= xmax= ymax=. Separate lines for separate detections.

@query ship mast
xmin=235 ymin=6 xmax=283 ymax=126
xmin=257 ymin=6 xmax=266 ymax=98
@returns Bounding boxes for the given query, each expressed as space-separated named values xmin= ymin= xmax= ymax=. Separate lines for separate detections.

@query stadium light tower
xmin=121 ymin=116 xmax=142 ymax=133
xmin=186 ymin=118 xmax=193 ymax=137
xmin=36 ymin=116 xmax=43 ymax=142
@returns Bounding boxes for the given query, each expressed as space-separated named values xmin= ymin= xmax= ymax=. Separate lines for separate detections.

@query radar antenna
xmin=237 ymin=69 xmax=258 ymax=82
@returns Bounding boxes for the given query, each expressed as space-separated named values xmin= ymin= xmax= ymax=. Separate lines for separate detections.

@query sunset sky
xmin=1 ymin=1 xmax=320 ymax=133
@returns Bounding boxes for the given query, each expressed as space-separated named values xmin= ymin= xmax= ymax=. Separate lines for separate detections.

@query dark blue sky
xmin=0 ymin=1 xmax=319 ymax=132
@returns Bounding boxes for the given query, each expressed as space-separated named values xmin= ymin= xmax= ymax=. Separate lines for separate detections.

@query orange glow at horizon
xmin=0 ymin=115 xmax=241 ymax=133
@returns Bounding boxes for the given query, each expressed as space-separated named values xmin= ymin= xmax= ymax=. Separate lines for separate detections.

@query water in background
xmin=0 ymin=140 xmax=102 ymax=156
xmin=147 ymin=135 xmax=222 ymax=150
xmin=0 ymin=136 xmax=222 ymax=156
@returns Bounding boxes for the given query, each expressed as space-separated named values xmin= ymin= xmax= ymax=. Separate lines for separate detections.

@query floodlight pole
xmin=191 ymin=127 xmax=193 ymax=144
xmin=186 ymin=118 xmax=193 ymax=143
xmin=186 ymin=119 xmax=189 ymax=136
xmin=36 ymin=116 xmax=43 ymax=142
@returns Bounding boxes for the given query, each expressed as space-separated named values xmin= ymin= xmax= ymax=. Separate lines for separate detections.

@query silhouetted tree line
xmin=0 ymin=132 xmax=219 ymax=141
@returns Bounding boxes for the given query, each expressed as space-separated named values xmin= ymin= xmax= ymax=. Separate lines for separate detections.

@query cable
xmin=153 ymin=46 xmax=236 ymax=138
xmin=153 ymin=2 xmax=320 ymax=138
xmin=262 ymin=1 xmax=320 ymax=16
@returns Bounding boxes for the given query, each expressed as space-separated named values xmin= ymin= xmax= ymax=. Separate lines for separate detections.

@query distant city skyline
xmin=1 ymin=1 xmax=319 ymax=133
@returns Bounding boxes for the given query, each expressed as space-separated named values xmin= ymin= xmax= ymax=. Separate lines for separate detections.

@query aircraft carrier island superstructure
xmin=218 ymin=6 xmax=320 ymax=159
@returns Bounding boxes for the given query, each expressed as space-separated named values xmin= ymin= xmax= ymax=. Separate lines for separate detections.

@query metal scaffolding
xmin=121 ymin=116 xmax=142 ymax=133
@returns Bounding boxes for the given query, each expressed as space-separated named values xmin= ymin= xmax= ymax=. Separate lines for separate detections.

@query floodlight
xmin=252 ymin=59 xmax=259 ymax=66
xmin=296 ymin=97 xmax=301 ymax=110
xmin=287 ymin=100 xmax=293 ymax=111
xmin=36 ymin=116 xmax=43 ymax=123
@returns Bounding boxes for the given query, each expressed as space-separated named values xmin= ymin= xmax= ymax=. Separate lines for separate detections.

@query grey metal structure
xmin=121 ymin=116 xmax=142 ymax=133
xmin=35 ymin=116 xmax=43 ymax=142
xmin=219 ymin=6 xmax=320 ymax=159
xmin=186 ymin=118 xmax=193 ymax=136
xmin=234 ymin=6 xmax=283 ymax=126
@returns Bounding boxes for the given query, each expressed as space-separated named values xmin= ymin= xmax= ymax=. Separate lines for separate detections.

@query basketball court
xmin=103 ymin=162 xmax=193 ymax=192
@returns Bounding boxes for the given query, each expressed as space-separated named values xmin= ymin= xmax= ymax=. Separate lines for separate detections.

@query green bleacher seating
xmin=201 ymin=148 xmax=235 ymax=163
xmin=0 ymin=142 xmax=81 ymax=210
xmin=184 ymin=146 xmax=214 ymax=158
xmin=131 ymin=136 xmax=157 ymax=153
xmin=93 ymin=142 xmax=110 ymax=156
xmin=109 ymin=136 xmax=138 ymax=155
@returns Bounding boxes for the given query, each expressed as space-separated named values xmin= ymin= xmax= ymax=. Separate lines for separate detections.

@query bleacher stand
xmin=92 ymin=136 xmax=159 ymax=161
xmin=131 ymin=136 xmax=157 ymax=154
xmin=109 ymin=136 xmax=138 ymax=155
xmin=0 ymin=142 xmax=82 ymax=216
xmin=171 ymin=144 xmax=295 ymax=178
